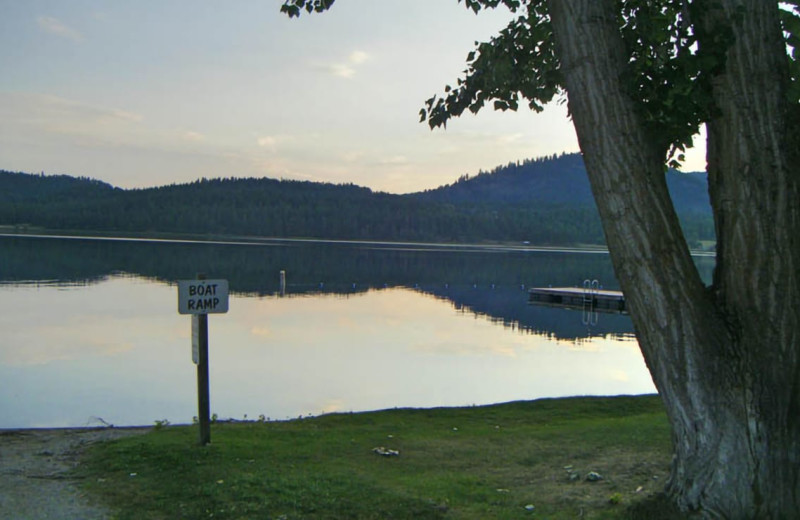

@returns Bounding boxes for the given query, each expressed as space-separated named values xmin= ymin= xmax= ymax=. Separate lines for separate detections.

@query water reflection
xmin=0 ymin=234 xmax=665 ymax=340
xmin=0 ymin=235 xmax=714 ymax=428
xmin=0 ymin=276 xmax=649 ymax=428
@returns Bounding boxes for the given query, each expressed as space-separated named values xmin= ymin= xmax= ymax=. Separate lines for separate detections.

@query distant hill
xmin=0 ymin=153 xmax=714 ymax=247
xmin=412 ymin=153 xmax=594 ymax=206
xmin=411 ymin=153 xmax=711 ymax=215
xmin=664 ymin=169 xmax=712 ymax=214
xmin=0 ymin=170 xmax=117 ymax=202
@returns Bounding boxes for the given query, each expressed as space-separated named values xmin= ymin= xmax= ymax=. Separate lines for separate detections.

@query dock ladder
xmin=582 ymin=279 xmax=599 ymax=326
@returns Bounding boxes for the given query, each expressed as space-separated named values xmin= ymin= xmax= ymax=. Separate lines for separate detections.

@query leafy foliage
xmin=459 ymin=0 xmax=524 ymax=14
xmin=282 ymin=0 xmax=797 ymax=169
xmin=418 ymin=0 xmax=720 ymax=167
xmin=617 ymin=0 xmax=730 ymax=166
xmin=280 ymin=0 xmax=336 ymax=18
xmin=422 ymin=2 xmax=561 ymax=129
xmin=782 ymin=1 xmax=800 ymax=102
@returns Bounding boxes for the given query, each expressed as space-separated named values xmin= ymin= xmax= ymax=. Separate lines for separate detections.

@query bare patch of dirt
xmin=515 ymin=446 xmax=678 ymax=517
xmin=0 ymin=427 xmax=148 ymax=520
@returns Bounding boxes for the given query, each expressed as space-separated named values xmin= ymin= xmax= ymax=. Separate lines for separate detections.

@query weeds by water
xmin=79 ymin=395 xmax=677 ymax=519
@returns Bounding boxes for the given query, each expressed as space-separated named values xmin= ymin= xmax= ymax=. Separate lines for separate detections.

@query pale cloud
xmin=0 ymin=93 xmax=143 ymax=133
xmin=41 ymin=94 xmax=142 ymax=124
xmin=348 ymin=50 xmax=369 ymax=64
xmin=257 ymin=135 xmax=277 ymax=148
xmin=182 ymin=131 xmax=205 ymax=142
xmin=327 ymin=63 xmax=357 ymax=78
xmin=0 ymin=92 xmax=235 ymax=177
xmin=496 ymin=132 xmax=525 ymax=145
xmin=341 ymin=151 xmax=366 ymax=162
xmin=436 ymin=145 xmax=463 ymax=155
xmin=452 ymin=130 xmax=529 ymax=148
xmin=339 ymin=150 xmax=408 ymax=167
xmin=322 ymin=50 xmax=370 ymax=78
xmin=379 ymin=155 xmax=409 ymax=166
xmin=36 ymin=16 xmax=84 ymax=42
xmin=257 ymin=135 xmax=298 ymax=155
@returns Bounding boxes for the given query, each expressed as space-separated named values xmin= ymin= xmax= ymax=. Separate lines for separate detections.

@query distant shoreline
xmin=0 ymin=229 xmax=716 ymax=257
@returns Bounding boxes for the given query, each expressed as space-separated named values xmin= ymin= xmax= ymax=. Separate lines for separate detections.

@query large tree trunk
xmin=548 ymin=0 xmax=800 ymax=517
xmin=697 ymin=0 xmax=800 ymax=515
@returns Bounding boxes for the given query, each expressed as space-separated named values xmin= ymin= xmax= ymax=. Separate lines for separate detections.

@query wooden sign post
xmin=178 ymin=276 xmax=229 ymax=446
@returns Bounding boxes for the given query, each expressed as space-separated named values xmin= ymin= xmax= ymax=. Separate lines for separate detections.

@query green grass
xmin=78 ymin=395 xmax=681 ymax=519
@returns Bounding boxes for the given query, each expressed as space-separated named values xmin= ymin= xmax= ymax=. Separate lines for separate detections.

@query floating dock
xmin=528 ymin=286 xmax=627 ymax=314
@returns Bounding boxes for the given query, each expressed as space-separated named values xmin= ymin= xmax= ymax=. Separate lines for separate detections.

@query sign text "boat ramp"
xmin=177 ymin=280 xmax=229 ymax=315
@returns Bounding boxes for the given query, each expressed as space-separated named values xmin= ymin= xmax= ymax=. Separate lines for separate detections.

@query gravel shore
xmin=0 ymin=427 xmax=148 ymax=520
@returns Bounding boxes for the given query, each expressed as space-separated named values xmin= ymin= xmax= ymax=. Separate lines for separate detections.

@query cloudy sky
xmin=0 ymin=0 xmax=705 ymax=194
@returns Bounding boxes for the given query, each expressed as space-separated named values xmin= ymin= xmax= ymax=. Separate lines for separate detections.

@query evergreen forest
xmin=0 ymin=153 xmax=714 ymax=247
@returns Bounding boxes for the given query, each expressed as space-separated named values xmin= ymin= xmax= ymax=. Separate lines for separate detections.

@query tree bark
xmin=697 ymin=1 xmax=800 ymax=516
xmin=548 ymin=0 xmax=800 ymax=517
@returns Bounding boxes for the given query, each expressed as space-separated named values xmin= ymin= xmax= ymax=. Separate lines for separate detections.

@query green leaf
xmin=280 ymin=0 xmax=335 ymax=17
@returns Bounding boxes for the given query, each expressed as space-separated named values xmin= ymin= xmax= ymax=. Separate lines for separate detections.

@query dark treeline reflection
xmin=0 ymin=235 xmax=716 ymax=340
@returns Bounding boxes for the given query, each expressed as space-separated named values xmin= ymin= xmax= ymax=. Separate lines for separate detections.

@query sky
xmin=0 ymin=0 xmax=706 ymax=194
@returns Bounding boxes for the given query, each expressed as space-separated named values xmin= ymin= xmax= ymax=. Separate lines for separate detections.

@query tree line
xmin=0 ymin=153 xmax=714 ymax=247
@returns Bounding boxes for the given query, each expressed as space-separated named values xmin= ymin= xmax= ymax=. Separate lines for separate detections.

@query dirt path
xmin=0 ymin=427 xmax=149 ymax=520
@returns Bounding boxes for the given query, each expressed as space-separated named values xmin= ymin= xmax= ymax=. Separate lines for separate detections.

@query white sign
xmin=178 ymin=279 xmax=229 ymax=315
xmin=192 ymin=315 xmax=199 ymax=364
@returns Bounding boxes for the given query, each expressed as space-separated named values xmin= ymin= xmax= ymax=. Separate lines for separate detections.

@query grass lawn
xmin=78 ymin=395 xmax=682 ymax=519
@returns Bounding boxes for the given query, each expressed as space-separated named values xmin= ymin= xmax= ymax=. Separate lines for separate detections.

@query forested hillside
xmin=0 ymin=153 xmax=714 ymax=247
xmin=414 ymin=153 xmax=712 ymax=215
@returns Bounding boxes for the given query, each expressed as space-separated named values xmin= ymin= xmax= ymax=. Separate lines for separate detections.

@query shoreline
xmin=0 ymin=427 xmax=150 ymax=520
xmin=0 ymin=230 xmax=717 ymax=257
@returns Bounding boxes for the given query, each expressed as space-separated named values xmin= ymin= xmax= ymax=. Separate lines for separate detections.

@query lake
xmin=0 ymin=234 xmax=715 ymax=428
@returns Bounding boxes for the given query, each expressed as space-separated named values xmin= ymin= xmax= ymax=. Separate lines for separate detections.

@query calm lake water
xmin=0 ymin=235 xmax=715 ymax=428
